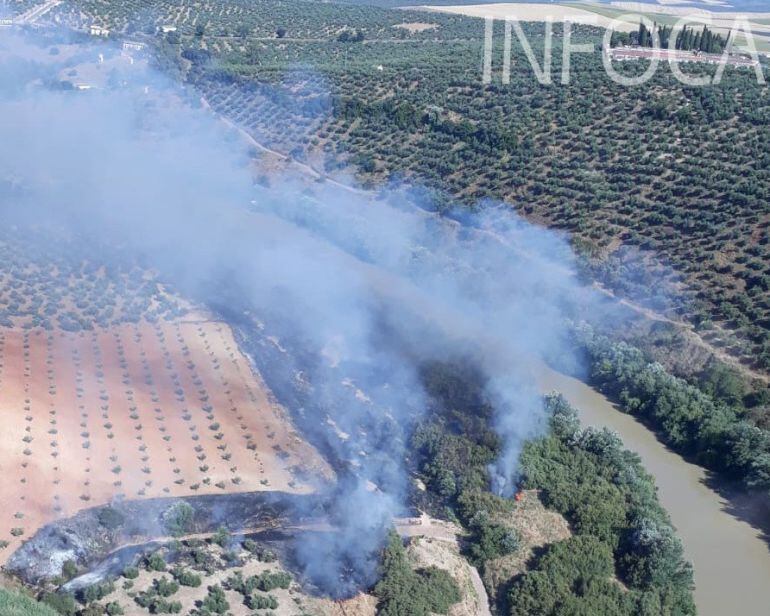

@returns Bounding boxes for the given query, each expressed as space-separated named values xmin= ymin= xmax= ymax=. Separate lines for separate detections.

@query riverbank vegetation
xmin=413 ymin=361 xmax=695 ymax=614
xmin=576 ymin=324 xmax=770 ymax=493
xmin=515 ymin=395 xmax=694 ymax=614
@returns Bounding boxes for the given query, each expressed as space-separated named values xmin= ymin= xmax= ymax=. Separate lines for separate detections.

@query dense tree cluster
xmin=134 ymin=575 xmax=182 ymax=613
xmin=576 ymin=325 xmax=770 ymax=491
xmin=611 ymin=23 xmax=728 ymax=54
xmin=411 ymin=361 xmax=695 ymax=613
xmin=337 ymin=28 xmax=365 ymax=43
xmin=374 ymin=530 xmax=461 ymax=615
xmin=224 ymin=569 xmax=291 ymax=594
xmin=513 ymin=395 xmax=695 ymax=614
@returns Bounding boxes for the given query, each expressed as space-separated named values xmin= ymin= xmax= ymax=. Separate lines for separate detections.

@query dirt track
xmin=203 ymin=88 xmax=769 ymax=385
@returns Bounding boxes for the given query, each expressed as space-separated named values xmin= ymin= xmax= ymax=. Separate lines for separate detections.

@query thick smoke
xmin=1 ymin=29 xmax=592 ymax=592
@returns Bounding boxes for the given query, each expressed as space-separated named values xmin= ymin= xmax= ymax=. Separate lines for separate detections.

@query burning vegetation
xmin=0 ymin=26 xmax=697 ymax=616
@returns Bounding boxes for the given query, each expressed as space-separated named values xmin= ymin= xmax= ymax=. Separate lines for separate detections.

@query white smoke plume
xmin=0 ymin=27 xmax=597 ymax=592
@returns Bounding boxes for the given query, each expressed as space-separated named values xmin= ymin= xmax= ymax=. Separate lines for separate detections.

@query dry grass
xmin=392 ymin=22 xmax=438 ymax=33
xmin=418 ymin=3 xmax=639 ymax=32
xmin=481 ymin=490 xmax=571 ymax=605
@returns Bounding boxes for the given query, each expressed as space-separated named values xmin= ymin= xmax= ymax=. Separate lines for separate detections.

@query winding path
xmin=200 ymin=92 xmax=768 ymax=384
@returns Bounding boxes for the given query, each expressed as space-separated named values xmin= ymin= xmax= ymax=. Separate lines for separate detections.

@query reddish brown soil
xmin=0 ymin=319 xmax=331 ymax=563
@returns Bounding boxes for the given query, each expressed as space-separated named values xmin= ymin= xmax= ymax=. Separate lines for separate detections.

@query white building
xmin=122 ymin=40 xmax=146 ymax=51
xmin=89 ymin=25 xmax=110 ymax=37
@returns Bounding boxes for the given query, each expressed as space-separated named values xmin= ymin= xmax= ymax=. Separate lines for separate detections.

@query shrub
xmin=106 ymin=602 xmax=124 ymax=615
xmin=162 ymin=502 xmax=194 ymax=537
xmin=122 ymin=567 xmax=139 ymax=580
xmin=211 ymin=526 xmax=229 ymax=548
xmin=61 ymin=560 xmax=78 ymax=581
xmin=97 ymin=507 xmax=125 ymax=530
xmin=198 ymin=585 xmax=229 ymax=614
xmin=145 ymin=553 xmax=167 ymax=572
xmin=255 ymin=570 xmax=292 ymax=592
xmin=77 ymin=581 xmax=115 ymax=604
xmin=0 ymin=589 xmax=58 ymax=616
xmin=374 ymin=531 xmax=460 ymax=616
xmin=245 ymin=593 xmax=278 ymax=610
xmin=465 ymin=515 xmax=519 ymax=564
xmin=40 ymin=592 xmax=77 ymax=616
xmin=171 ymin=567 xmax=201 ymax=588
xmin=152 ymin=577 xmax=179 ymax=598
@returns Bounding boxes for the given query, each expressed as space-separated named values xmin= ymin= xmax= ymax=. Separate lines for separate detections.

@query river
xmin=536 ymin=365 xmax=770 ymax=616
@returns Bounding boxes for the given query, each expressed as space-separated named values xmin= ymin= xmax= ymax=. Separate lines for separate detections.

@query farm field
xmin=17 ymin=0 xmax=770 ymax=381
xmin=44 ymin=0 xmax=478 ymax=40
xmin=93 ymin=537 xmax=319 ymax=616
xmin=419 ymin=2 xmax=639 ymax=31
xmin=183 ymin=14 xmax=770 ymax=378
xmin=0 ymin=317 xmax=330 ymax=562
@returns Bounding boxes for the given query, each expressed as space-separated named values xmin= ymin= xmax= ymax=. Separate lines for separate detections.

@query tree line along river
xmin=537 ymin=363 xmax=770 ymax=616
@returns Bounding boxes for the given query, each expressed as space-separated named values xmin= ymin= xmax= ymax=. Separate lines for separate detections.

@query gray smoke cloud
xmin=0 ymin=28 xmax=594 ymax=593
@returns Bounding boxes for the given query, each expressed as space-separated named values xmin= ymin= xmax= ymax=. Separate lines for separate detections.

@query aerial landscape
xmin=0 ymin=0 xmax=769 ymax=614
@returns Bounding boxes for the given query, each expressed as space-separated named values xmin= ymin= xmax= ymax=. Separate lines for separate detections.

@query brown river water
xmin=536 ymin=365 xmax=770 ymax=616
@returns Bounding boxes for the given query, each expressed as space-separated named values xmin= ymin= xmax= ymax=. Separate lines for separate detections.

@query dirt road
xmin=200 ymin=92 xmax=768 ymax=384
xmin=200 ymin=96 xmax=367 ymax=197
xmin=13 ymin=0 xmax=60 ymax=24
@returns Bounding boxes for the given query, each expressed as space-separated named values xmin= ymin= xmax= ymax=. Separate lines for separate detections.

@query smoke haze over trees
xmin=0 ymin=29 xmax=606 ymax=592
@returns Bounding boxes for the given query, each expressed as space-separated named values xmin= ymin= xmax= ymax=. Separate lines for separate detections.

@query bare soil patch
xmin=418 ymin=3 xmax=639 ymax=31
xmin=0 ymin=319 xmax=331 ymax=563
xmin=392 ymin=22 xmax=439 ymax=33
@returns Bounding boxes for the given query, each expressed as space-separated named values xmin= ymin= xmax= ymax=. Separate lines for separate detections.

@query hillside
xmin=28 ymin=0 xmax=770 ymax=381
